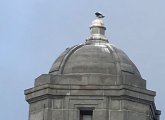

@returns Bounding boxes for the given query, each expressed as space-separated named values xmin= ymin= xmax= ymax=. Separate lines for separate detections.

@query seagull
xmin=95 ymin=12 xmax=105 ymax=18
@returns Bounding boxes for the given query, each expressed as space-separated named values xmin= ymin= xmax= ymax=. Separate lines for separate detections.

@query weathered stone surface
xmin=29 ymin=110 xmax=43 ymax=120
xmin=93 ymin=109 xmax=107 ymax=120
xmin=121 ymin=100 xmax=150 ymax=114
xmin=110 ymin=111 xmax=125 ymax=120
xmin=34 ymin=73 xmax=145 ymax=88
xmin=53 ymin=99 xmax=63 ymax=109
xmin=125 ymin=111 xmax=149 ymax=120
xmin=110 ymin=99 xmax=121 ymax=110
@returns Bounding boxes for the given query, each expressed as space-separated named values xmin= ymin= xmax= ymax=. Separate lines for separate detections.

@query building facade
xmin=25 ymin=14 xmax=161 ymax=120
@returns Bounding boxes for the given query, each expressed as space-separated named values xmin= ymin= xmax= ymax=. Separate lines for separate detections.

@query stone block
xmin=52 ymin=110 xmax=63 ymax=120
xmin=29 ymin=110 xmax=43 ymax=120
xmin=30 ymin=99 xmax=48 ymax=112
xmin=110 ymin=111 xmax=125 ymax=120
xmin=121 ymin=100 xmax=150 ymax=114
xmin=55 ymin=75 xmax=81 ymax=85
xmin=53 ymin=99 xmax=63 ymax=109
xmin=93 ymin=109 xmax=107 ymax=120
xmin=122 ymin=72 xmax=146 ymax=88
xmin=68 ymin=109 xmax=78 ymax=120
xmin=69 ymin=99 xmax=100 ymax=109
xmin=70 ymin=89 xmax=103 ymax=96
xmin=110 ymin=99 xmax=121 ymax=110
xmin=35 ymin=74 xmax=53 ymax=87
xmin=126 ymin=111 xmax=149 ymax=120
xmin=63 ymin=110 xmax=69 ymax=120
xmin=87 ymin=74 xmax=119 ymax=85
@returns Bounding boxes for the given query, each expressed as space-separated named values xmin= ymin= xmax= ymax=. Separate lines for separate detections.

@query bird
xmin=95 ymin=12 xmax=105 ymax=18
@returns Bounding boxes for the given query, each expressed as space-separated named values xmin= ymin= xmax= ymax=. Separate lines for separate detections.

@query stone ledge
xmin=25 ymin=84 xmax=155 ymax=103
xmin=34 ymin=74 xmax=146 ymax=88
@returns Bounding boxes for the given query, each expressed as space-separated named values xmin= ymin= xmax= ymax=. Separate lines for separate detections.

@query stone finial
xmin=86 ymin=12 xmax=108 ymax=43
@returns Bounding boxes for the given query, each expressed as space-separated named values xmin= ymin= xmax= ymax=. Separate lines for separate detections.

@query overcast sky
xmin=0 ymin=0 xmax=165 ymax=120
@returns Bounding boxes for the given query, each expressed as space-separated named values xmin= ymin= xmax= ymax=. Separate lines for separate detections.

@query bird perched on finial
xmin=95 ymin=12 xmax=105 ymax=18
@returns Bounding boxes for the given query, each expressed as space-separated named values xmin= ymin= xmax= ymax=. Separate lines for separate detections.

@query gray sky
xmin=0 ymin=0 xmax=164 ymax=120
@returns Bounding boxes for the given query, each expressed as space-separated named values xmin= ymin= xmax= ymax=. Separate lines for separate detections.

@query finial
xmin=86 ymin=12 xmax=108 ymax=44
xmin=95 ymin=12 xmax=105 ymax=18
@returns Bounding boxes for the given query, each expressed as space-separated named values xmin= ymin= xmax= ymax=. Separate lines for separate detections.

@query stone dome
xmin=49 ymin=17 xmax=141 ymax=78
xmin=49 ymin=43 xmax=141 ymax=77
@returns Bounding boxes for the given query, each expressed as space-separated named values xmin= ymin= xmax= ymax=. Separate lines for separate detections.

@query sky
xmin=0 ymin=0 xmax=165 ymax=120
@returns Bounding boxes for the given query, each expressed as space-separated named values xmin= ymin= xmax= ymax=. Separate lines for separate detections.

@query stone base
xmin=25 ymin=74 xmax=161 ymax=120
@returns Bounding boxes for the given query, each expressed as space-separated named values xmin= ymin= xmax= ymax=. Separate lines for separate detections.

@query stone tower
xmin=25 ymin=13 xmax=161 ymax=120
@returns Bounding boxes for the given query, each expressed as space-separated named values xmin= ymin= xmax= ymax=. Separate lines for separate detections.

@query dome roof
xmin=49 ymin=43 xmax=141 ymax=77
xmin=49 ymin=15 xmax=141 ymax=78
